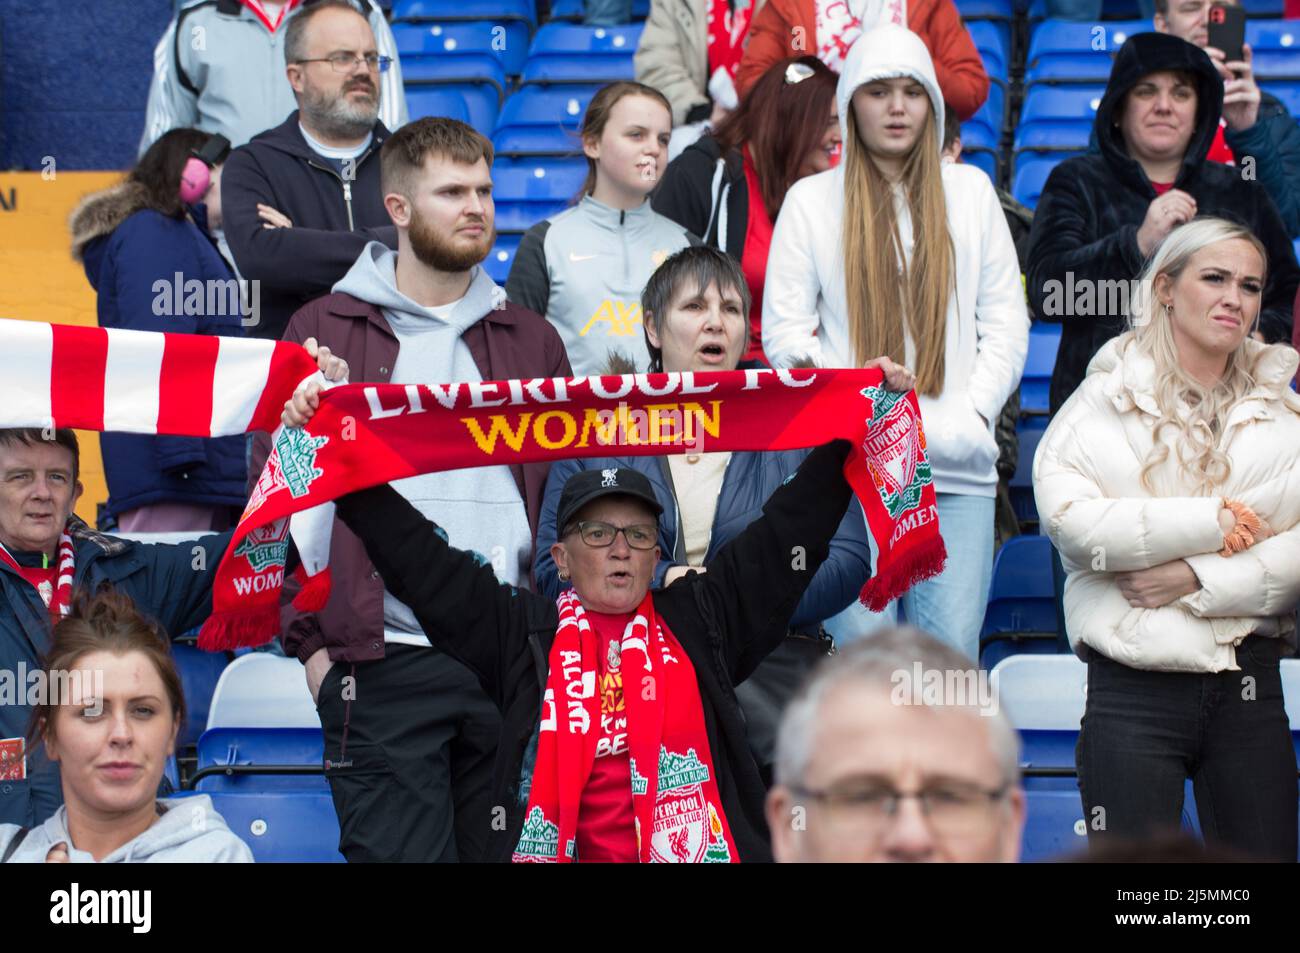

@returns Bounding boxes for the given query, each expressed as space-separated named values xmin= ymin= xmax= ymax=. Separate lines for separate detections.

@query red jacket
xmin=253 ymin=291 xmax=573 ymax=664
xmin=735 ymin=0 xmax=989 ymax=121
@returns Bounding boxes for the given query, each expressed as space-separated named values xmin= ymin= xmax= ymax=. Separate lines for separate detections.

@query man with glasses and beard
xmin=222 ymin=0 xmax=403 ymax=340
xmin=250 ymin=117 xmax=573 ymax=862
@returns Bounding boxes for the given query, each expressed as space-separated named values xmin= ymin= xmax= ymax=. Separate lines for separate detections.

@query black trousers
xmin=1077 ymin=636 xmax=1298 ymax=862
xmin=317 ymin=643 xmax=501 ymax=862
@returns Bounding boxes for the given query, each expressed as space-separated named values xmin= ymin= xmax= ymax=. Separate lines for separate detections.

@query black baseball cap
xmin=556 ymin=466 xmax=664 ymax=533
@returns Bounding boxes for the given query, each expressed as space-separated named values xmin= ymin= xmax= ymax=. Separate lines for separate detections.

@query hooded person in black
xmin=1026 ymin=32 xmax=1299 ymax=417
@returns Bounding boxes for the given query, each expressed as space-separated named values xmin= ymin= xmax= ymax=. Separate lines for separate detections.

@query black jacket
xmin=653 ymin=135 xmax=750 ymax=258
xmin=334 ymin=440 xmax=854 ymax=862
xmin=1026 ymin=32 xmax=1300 ymax=415
xmin=221 ymin=111 xmax=398 ymax=340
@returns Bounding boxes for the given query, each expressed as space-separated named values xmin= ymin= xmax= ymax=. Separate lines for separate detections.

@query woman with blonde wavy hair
xmin=762 ymin=24 xmax=1028 ymax=658
xmin=1034 ymin=216 xmax=1300 ymax=861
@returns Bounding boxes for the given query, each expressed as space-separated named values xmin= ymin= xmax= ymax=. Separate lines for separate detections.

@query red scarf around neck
xmin=514 ymin=589 xmax=738 ymax=863
xmin=0 ymin=530 xmax=75 ymax=622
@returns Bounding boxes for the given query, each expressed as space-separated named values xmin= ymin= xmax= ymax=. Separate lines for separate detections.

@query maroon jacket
xmin=254 ymin=290 xmax=573 ymax=664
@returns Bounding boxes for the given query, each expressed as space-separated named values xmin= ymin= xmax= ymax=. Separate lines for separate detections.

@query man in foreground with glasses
xmin=768 ymin=626 xmax=1025 ymax=862
xmin=221 ymin=0 xmax=403 ymax=339
xmin=140 ymin=0 xmax=406 ymax=154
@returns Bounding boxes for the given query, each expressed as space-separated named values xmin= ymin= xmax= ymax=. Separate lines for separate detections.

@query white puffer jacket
xmin=1034 ymin=333 xmax=1300 ymax=673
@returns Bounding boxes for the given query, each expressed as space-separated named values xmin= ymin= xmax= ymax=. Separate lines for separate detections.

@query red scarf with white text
xmin=0 ymin=318 xmax=947 ymax=651
xmin=514 ymin=589 xmax=738 ymax=863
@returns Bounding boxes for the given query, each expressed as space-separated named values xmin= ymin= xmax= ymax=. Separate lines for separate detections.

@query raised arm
xmin=698 ymin=440 xmax=854 ymax=682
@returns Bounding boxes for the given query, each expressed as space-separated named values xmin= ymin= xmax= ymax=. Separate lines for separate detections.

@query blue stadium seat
xmin=392 ymin=0 xmax=535 ymax=23
xmin=392 ymin=21 xmax=531 ymax=75
xmin=194 ymin=727 xmax=327 ymax=793
xmin=1022 ymin=779 xmax=1088 ymax=860
xmin=528 ymin=22 xmax=643 ymax=57
xmin=549 ymin=0 xmax=651 ymax=20
xmin=170 ymin=791 xmax=345 ymax=862
xmin=485 ymin=233 xmax=522 ymax=283
xmin=1027 ymin=0 xmax=1145 ymax=19
xmin=956 ymin=0 xmax=1014 ymax=15
xmin=496 ymin=200 xmax=569 ymax=232
xmin=1011 ymin=151 xmax=1073 ymax=209
xmin=966 ymin=20 xmax=1009 ymax=78
xmin=1020 ymin=322 xmax=1060 ymax=413
xmin=961 ymin=81 xmax=1006 ymax=151
xmin=962 ymin=148 xmax=999 ymax=181
xmin=1247 ymin=20 xmax=1300 ymax=79
xmin=1261 ymin=80 xmax=1300 ymax=115
xmin=522 ymin=52 xmax=635 ymax=83
xmin=171 ymin=644 xmax=228 ymax=748
xmin=1014 ymin=83 xmax=1105 ymax=152
xmin=405 ymin=86 xmax=474 ymax=126
xmin=981 ymin=533 xmax=1057 ymax=661
xmin=492 ymin=155 xmax=587 ymax=203
xmin=491 ymin=156 xmax=584 ymax=231
xmin=493 ymin=84 xmax=600 ymax=154
xmin=1009 ymin=416 xmax=1048 ymax=525
xmin=402 ymin=54 xmax=505 ymax=134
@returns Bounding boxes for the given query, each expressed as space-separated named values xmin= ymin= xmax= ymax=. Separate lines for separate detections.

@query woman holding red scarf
xmin=282 ymin=363 xmax=912 ymax=862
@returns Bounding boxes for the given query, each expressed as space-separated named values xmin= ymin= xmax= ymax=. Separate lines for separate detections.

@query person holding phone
xmin=1154 ymin=0 xmax=1300 ymax=238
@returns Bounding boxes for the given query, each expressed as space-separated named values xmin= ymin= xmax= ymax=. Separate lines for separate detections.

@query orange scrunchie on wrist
xmin=1219 ymin=500 xmax=1263 ymax=557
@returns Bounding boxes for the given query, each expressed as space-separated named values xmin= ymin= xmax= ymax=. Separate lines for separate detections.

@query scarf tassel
xmin=197 ymin=605 xmax=280 ymax=652
xmin=291 ymin=564 xmax=333 ymax=613
xmin=858 ymin=535 xmax=948 ymax=612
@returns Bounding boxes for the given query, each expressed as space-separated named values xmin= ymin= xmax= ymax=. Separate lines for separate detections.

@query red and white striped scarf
xmin=0 ymin=532 xmax=76 ymax=621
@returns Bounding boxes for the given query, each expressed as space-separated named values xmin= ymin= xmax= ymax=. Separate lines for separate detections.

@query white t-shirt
xmin=666 ymin=452 xmax=732 ymax=566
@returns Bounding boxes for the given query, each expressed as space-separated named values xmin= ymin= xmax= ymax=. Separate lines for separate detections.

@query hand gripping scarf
xmin=514 ymin=589 xmax=738 ymax=863
xmin=0 ymin=319 xmax=947 ymax=650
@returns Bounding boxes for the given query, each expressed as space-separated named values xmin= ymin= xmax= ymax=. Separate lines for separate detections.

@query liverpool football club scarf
xmin=0 ymin=319 xmax=946 ymax=651
xmin=514 ymin=590 xmax=738 ymax=863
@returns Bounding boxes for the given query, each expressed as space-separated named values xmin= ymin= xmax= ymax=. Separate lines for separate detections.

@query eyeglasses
xmin=296 ymin=52 xmax=393 ymax=74
xmin=567 ymin=521 xmax=659 ymax=550
xmin=788 ymin=782 xmax=1010 ymax=839
xmin=785 ymin=62 xmax=816 ymax=85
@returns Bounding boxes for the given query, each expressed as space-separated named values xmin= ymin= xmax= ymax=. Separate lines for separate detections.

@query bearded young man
xmin=251 ymin=116 xmax=572 ymax=862
xmin=221 ymin=0 xmax=402 ymax=339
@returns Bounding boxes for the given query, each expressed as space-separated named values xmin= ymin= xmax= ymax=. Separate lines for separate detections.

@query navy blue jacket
xmin=535 ymin=449 xmax=872 ymax=635
xmin=80 ymin=207 xmax=248 ymax=518
xmin=0 ymin=523 xmax=233 ymax=827
xmin=221 ymin=111 xmax=398 ymax=340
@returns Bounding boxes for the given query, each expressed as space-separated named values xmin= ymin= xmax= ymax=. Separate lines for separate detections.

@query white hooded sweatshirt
xmin=761 ymin=23 xmax=1028 ymax=497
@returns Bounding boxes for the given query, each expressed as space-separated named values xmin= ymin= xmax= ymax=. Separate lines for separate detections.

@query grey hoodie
xmin=0 ymin=795 xmax=253 ymax=863
xmin=333 ymin=243 xmax=534 ymax=643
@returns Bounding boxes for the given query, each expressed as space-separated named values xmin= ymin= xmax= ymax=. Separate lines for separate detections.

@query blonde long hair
xmin=841 ymin=98 xmax=954 ymax=396
xmin=1128 ymin=218 xmax=1266 ymax=494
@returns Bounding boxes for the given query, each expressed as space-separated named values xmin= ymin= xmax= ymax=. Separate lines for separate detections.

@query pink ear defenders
xmin=179 ymin=133 xmax=232 ymax=204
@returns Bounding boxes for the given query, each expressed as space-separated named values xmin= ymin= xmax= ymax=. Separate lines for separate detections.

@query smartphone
xmin=1207 ymin=2 xmax=1246 ymax=63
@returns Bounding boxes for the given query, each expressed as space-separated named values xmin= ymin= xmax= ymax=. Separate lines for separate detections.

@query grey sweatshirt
xmin=0 ymin=796 xmax=253 ymax=863
xmin=505 ymin=195 xmax=697 ymax=377
xmin=333 ymin=243 xmax=534 ymax=644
